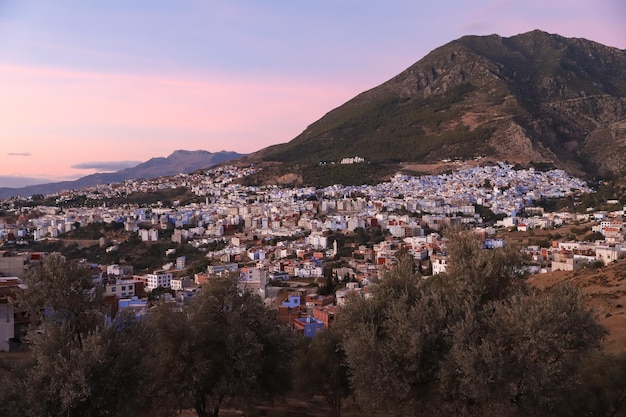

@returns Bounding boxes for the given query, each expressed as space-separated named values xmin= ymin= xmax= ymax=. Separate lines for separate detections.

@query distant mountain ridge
xmin=251 ymin=30 xmax=626 ymax=183
xmin=0 ymin=150 xmax=245 ymax=199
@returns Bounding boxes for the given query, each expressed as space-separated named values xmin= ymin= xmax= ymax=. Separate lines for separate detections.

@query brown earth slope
xmin=529 ymin=259 xmax=626 ymax=354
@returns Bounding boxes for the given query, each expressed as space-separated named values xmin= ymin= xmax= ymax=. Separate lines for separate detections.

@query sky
xmin=0 ymin=0 xmax=624 ymax=188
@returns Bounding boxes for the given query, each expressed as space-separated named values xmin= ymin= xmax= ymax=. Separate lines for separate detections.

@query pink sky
xmin=0 ymin=0 xmax=624 ymax=187
xmin=0 ymin=63 xmax=365 ymax=184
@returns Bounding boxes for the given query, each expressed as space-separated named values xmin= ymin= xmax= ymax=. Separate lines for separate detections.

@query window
xmin=111 ymin=287 xmax=116 ymax=292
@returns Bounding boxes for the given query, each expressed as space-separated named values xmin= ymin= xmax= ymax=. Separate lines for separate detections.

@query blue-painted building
xmin=484 ymin=239 xmax=506 ymax=249
xmin=294 ymin=315 xmax=324 ymax=338
xmin=118 ymin=296 xmax=148 ymax=319
xmin=281 ymin=295 xmax=301 ymax=309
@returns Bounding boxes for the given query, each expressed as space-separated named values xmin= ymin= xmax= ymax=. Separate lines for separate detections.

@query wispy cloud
xmin=71 ymin=160 xmax=142 ymax=171
xmin=23 ymin=39 xmax=168 ymax=68
xmin=7 ymin=152 xmax=32 ymax=156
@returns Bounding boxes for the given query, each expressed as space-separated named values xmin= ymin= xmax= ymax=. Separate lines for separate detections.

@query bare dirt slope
xmin=529 ymin=259 xmax=626 ymax=354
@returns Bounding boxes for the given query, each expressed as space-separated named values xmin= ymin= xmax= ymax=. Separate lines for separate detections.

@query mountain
xmin=0 ymin=150 xmax=245 ymax=200
xmin=252 ymin=30 xmax=626 ymax=183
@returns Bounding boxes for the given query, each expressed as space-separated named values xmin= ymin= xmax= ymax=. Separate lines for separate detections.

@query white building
xmin=347 ymin=217 xmax=366 ymax=231
xmin=431 ymin=254 xmax=447 ymax=275
xmin=171 ymin=276 xmax=192 ymax=291
xmin=335 ymin=282 xmax=362 ymax=307
xmin=207 ymin=263 xmax=239 ymax=276
xmin=340 ymin=156 xmax=365 ymax=164
xmin=596 ymin=246 xmax=621 ymax=265
xmin=139 ymin=228 xmax=159 ymax=242
xmin=104 ymin=280 xmax=138 ymax=298
xmin=551 ymin=257 xmax=590 ymax=271
xmin=146 ymin=270 xmax=172 ymax=291
xmin=294 ymin=264 xmax=323 ymax=278
xmin=240 ymin=267 xmax=266 ymax=298
xmin=306 ymin=233 xmax=328 ymax=249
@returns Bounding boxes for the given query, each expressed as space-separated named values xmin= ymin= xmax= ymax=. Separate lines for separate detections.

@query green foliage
xmin=317 ymin=275 xmax=337 ymax=296
xmin=536 ymin=178 xmax=626 ymax=213
xmin=62 ymin=220 xmax=125 ymax=240
xmin=18 ymin=254 xmax=102 ymax=333
xmin=263 ymin=83 xmax=484 ymax=169
xmin=3 ymin=257 xmax=296 ymax=417
xmin=529 ymin=161 xmax=557 ymax=171
xmin=474 ymin=204 xmax=506 ymax=223
xmin=528 ymin=237 xmax=551 ymax=248
xmin=583 ymin=231 xmax=605 ymax=242
xmin=17 ymin=222 xmax=214 ymax=273
xmin=337 ymin=230 xmax=606 ymax=416
xmin=554 ymin=351 xmax=626 ymax=417
xmin=587 ymin=260 xmax=606 ymax=270
xmin=569 ymin=226 xmax=589 ymax=235
xmin=444 ymin=229 xmax=529 ymax=302
xmin=293 ymin=328 xmax=350 ymax=417
xmin=16 ymin=316 xmax=156 ymax=417
xmin=1 ymin=232 xmax=622 ymax=417
xmin=148 ymin=275 xmax=295 ymax=417
xmin=352 ymin=226 xmax=386 ymax=246
xmin=103 ymin=187 xmax=201 ymax=207
xmin=147 ymin=285 xmax=176 ymax=301
xmin=439 ymin=284 xmax=605 ymax=416
xmin=301 ymin=162 xmax=397 ymax=187
xmin=6 ymin=255 xmax=157 ymax=417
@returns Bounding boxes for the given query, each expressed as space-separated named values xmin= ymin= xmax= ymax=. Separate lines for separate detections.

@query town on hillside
xmin=1 ymin=161 xmax=624 ymax=348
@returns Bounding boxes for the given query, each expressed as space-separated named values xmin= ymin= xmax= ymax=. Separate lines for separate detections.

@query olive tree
xmin=439 ymin=284 xmax=606 ymax=416
xmin=7 ymin=254 xmax=157 ymax=417
xmin=19 ymin=253 xmax=103 ymax=335
xmin=339 ymin=230 xmax=607 ymax=417
xmin=293 ymin=327 xmax=351 ymax=417
xmin=149 ymin=275 xmax=295 ymax=417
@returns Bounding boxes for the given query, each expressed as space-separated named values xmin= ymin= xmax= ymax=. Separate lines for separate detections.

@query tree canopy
xmin=293 ymin=327 xmax=351 ymax=417
xmin=148 ymin=275 xmax=295 ymax=417
xmin=1 ymin=231 xmax=624 ymax=417
xmin=337 ymin=230 xmax=607 ymax=417
xmin=1 ymin=258 xmax=294 ymax=417
xmin=2 ymin=254 xmax=155 ymax=417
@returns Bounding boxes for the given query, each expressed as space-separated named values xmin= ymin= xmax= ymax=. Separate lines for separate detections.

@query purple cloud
xmin=71 ymin=160 xmax=142 ymax=171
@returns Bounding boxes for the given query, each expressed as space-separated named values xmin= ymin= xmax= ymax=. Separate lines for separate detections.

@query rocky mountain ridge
xmin=0 ymin=150 xmax=245 ymax=200
xmin=251 ymin=30 xmax=626 ymax=184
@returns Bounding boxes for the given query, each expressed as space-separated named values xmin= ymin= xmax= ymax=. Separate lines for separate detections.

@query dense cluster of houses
xmin=0 ymin=162 xmax=624 ymax=349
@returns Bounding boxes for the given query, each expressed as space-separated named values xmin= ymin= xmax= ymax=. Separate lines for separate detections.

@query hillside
xmin=0 ymin=150 xmax=245 ymax=200
xmin=251 ymin=30 xmax=626 ymax=184
xmin=529 ymin=260 xmax=626 ymax=354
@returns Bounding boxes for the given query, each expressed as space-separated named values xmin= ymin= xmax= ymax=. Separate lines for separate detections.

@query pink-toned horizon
xmin=0 ymin=0 xmax=624 ymax=188
xmin=0 ymin=63 xmax=369 ymax=184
